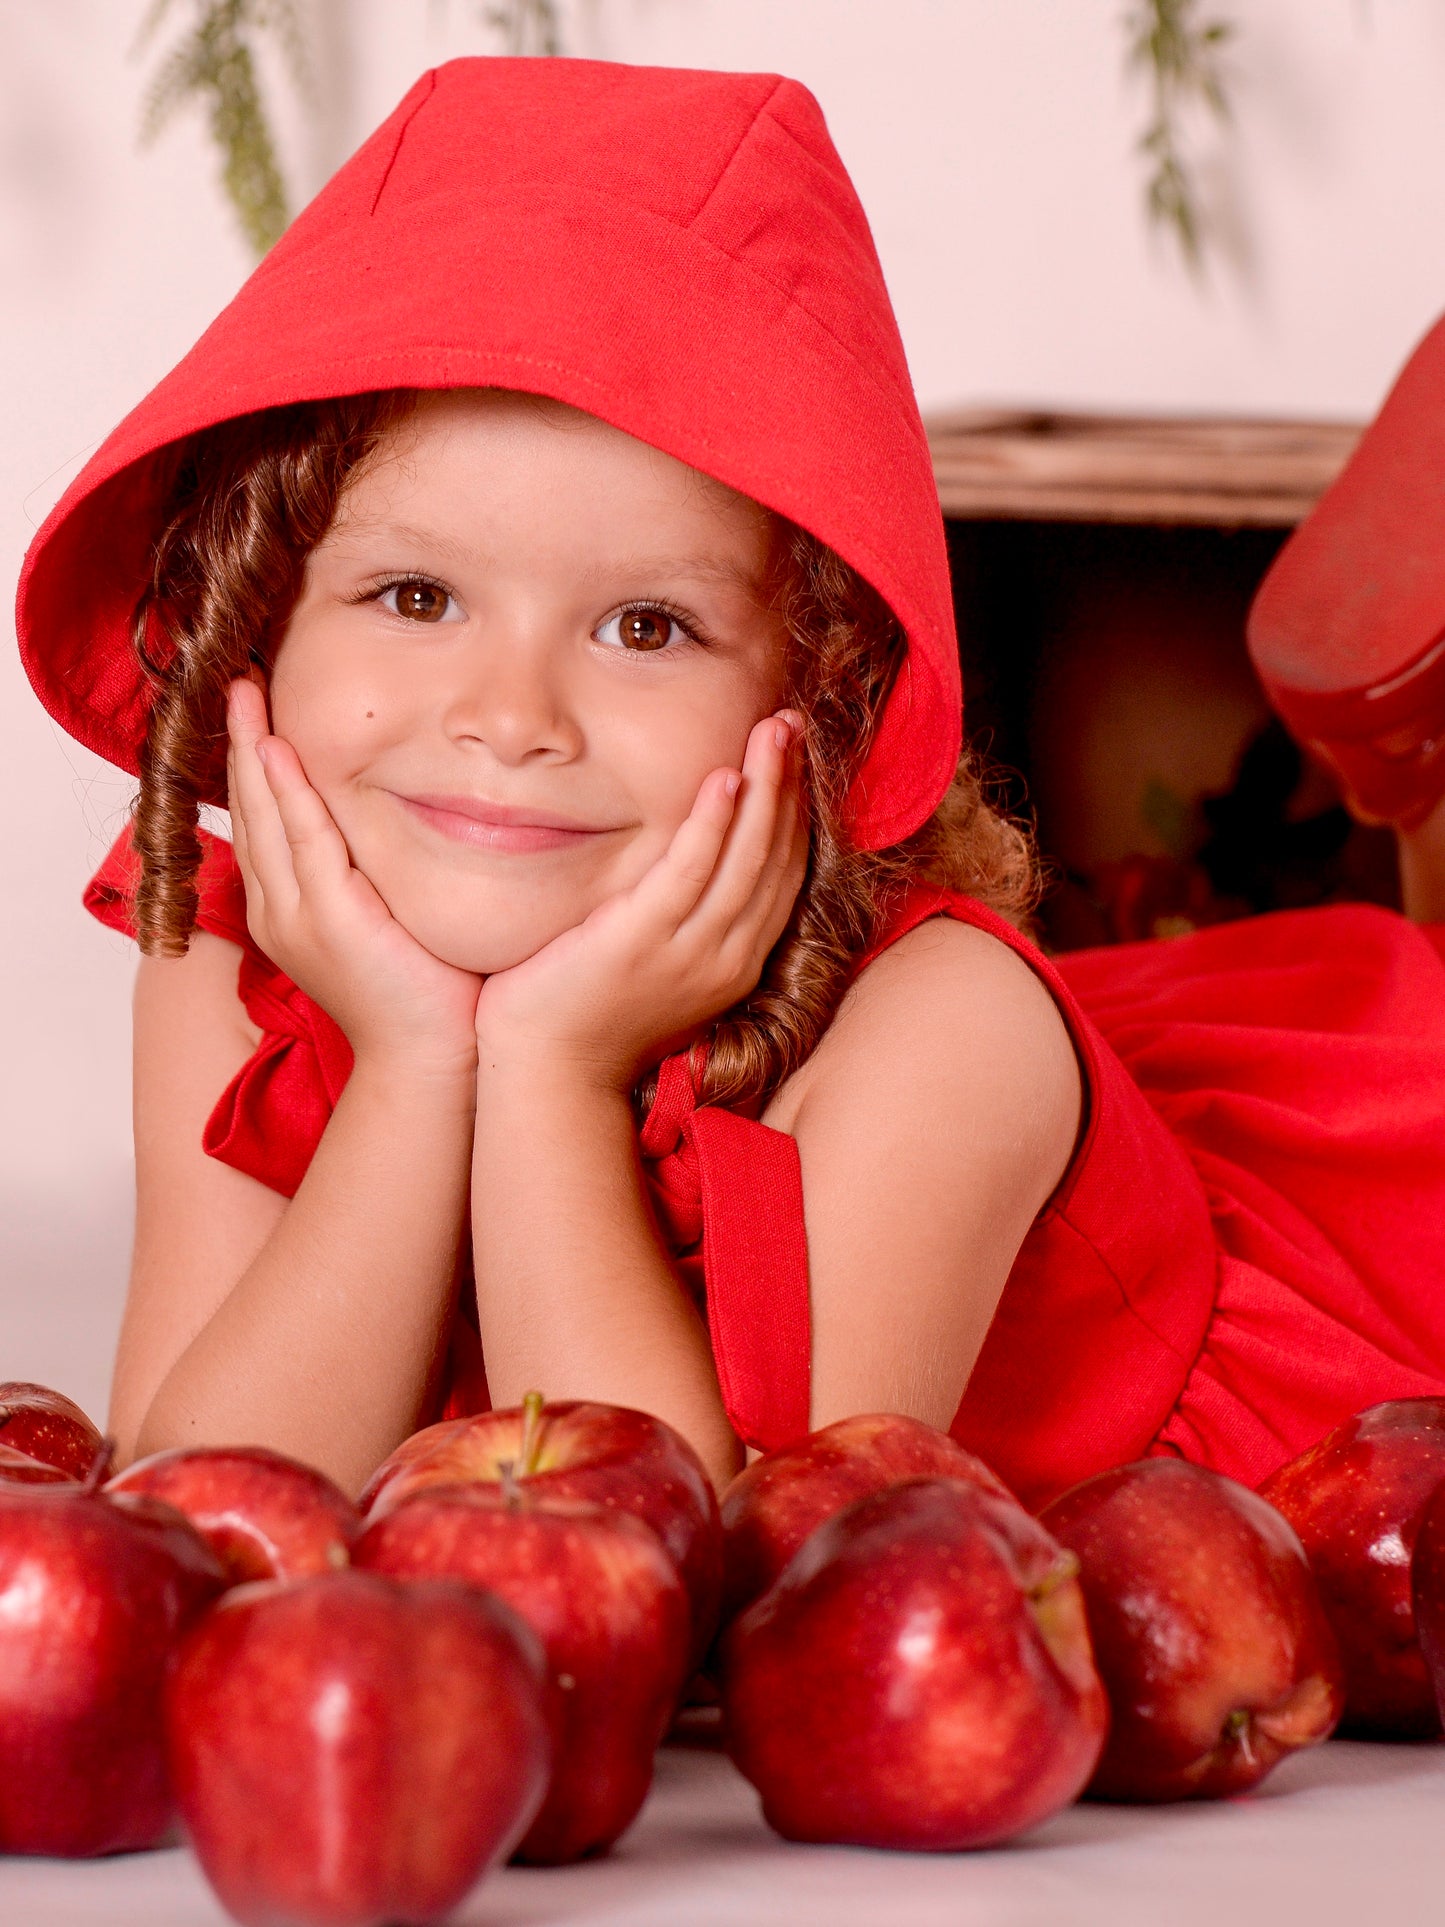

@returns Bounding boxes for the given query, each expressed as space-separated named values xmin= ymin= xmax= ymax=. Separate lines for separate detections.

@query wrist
xmin=473 ymin=1036 xmax=636 ymax=1100
xmin=349 ymin=1042 xmax=481 ymax=1104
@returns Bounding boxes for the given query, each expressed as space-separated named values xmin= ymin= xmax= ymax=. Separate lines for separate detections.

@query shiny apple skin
xmin=166 ymin=1570 xmax=551 ymax=1927
xmin=0 ymin=1482 xmax=226 ymax=1855
xmin=108 ymin=1445 xmax=362 ymax=1584
xmin=0 ymin=1441 xmax=74 ymax=1484
xmin=0 ymin=1382 xmax=105 ymax=1480
xmin=719 ymin=1411 xmax=1013 ymax=1625
xmin=361 ymin=1401 xmax=722 ymax=1665
xmin=719 ymin=1477 xmax=1108 ymax=1850
xmin=356 ymin=1485 xmax=692 ymax=1863
xmin=1042 ymin=1458 xmax=1344 ymax=1800
xmin=1258 ymin=1398 xmax=1445 ymax=1737
xmin=1410 ymin=1480 xmax=1445 ymax=1725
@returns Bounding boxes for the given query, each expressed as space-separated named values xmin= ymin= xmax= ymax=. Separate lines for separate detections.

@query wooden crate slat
xmin=925 ymin=410 xmax=1362 ymax=526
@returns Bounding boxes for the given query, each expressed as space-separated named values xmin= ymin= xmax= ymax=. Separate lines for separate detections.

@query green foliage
xmin=135 ymin=0 xmax=309 ymax=258
xmin=1124 ymin=0 xmax=1235 ymax=268
xmin=482 ymin=0 xmax=564 ymax=56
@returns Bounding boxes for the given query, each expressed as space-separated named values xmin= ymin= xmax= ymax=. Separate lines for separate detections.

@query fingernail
xmin=724 ymin=772 xmax=742 ymax=798
xmin=774 ymin=720 xmax=791 ymax=751
xmin=255 ymin=742 xmax=270 ymax=770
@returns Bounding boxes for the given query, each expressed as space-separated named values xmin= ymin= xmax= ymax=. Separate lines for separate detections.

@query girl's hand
xmin=225 ymin=677 xmax=485 ymax=1077
xmin=472 ymin=710 xmax=809 ymax=1091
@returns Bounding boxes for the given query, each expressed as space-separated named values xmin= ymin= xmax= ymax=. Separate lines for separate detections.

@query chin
xmin=385 ymin=883 xmax=583 ymax=978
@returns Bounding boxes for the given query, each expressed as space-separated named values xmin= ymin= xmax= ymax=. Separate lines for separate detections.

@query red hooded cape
xmin=16 ymin=56 xmax=958 ymax=852
xmin=25 ymin=58 xmax=1445 ymax=1501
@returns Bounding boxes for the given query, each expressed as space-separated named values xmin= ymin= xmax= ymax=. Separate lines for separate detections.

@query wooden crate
xmin=924 ymin=409 xmax=1361 ymax=528
xmin=922 ymin=410 xmax=1397 ymax=946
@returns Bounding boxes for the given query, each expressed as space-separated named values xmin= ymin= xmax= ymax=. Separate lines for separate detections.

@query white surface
xmin=2 ymin=1738 xmax=1442 ymax=1927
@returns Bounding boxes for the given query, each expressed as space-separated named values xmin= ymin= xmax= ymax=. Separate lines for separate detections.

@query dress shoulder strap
xmin=850 ymin=882 xmax=1105 ymax=1116
xmin=83 ymin=818 xmax=355 ymax=1199
xmin=83 ymin=818 xmax=250 ymax=952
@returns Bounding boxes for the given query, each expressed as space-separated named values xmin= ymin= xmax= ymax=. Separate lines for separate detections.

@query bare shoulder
xmin=764 ymin=913 xmax=1082 ymax=1184
xmin=761 ymin=912 xmax=1085 ymax=1431
xmin=133 ymin=926 xmax=264 ymax=1056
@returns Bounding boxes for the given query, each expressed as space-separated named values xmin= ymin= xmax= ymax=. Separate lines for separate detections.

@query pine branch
xmin=1124 ymin=0 xmax=1235 ymax=269
xmin=135 ymin=0 xmax=306 ymax=258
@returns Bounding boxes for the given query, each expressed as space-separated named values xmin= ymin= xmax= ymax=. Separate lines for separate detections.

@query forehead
xmin=371 ymin=389 xmax=761 ymax=512
xmin=334 ymin=387 xmax=784 ymax=590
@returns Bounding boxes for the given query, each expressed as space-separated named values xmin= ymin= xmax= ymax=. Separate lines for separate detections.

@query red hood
xmin=15 ymin=56 xmax=960 ymax=850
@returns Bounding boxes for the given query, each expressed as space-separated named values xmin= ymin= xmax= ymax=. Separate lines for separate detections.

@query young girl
xmin=17 ymin=57 xmax=1445 ymax=1508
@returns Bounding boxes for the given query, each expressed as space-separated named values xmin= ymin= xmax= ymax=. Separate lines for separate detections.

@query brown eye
xmin=388 ymin=580 xmax=451 ymax=623
xmin=620 ymin=608 xmax=672 ymax=651
xmin=599 ymin=604 xmax=696 ymax=653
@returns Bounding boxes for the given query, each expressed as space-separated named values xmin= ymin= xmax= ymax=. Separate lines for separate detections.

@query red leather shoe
xmin=1247 ymin=310 xmax=1445 ymax=829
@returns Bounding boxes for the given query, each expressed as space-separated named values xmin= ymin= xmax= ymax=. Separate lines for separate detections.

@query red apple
xmin=720 ymin=1411 xmax=1013 ymax=1623
xmin=362 ymin=1394 xmax=722 ymax=1663
xmin=0 ymin=1472 xmax=226 ymax=1855
xmin=166 ymin=1569 xmax=551 ymax=1927
xmin=356 ymin=1481 xmax=691 ymax=1863
xmin=0 ymin=1381 xmax=105 ymax=1479
xmin=1258 ymin=1397 xmax=1445 ymax=1736
xmin=1041 ymin=1458 xmax=1344 ymax=1800
xmin=108 ymin=1445 xmax=361 ymax=1583
xmin=720 ymin=1477 xmax=1108 ymax=1850
xmin=0 ymin=1441 xmax=74 ymax=1484
xmin=1410 ymin=1479 xmax=1445 ymax=1725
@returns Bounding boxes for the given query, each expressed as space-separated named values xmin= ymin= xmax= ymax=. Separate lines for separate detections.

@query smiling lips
xmin=395 ymin=790 xmax=615 ymax=853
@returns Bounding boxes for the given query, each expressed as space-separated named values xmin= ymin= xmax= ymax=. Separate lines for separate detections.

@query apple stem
xmin=1225 ymin=1708 xmax=1256 ymax=1766
xmin=497 ymin=1460 xmax=524 ymax=1510
xmin=83 ymin=1437 xmax=116 ymax=1495
xmin=519 ymin=1390 xmax=545 ymax=1478
xmin=1031 ymin=1548 xmax=1081 ymax=1602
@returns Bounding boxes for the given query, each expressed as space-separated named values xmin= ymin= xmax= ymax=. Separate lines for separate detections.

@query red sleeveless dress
xmin=83 ymin=823 xmax=1445 ymax=1510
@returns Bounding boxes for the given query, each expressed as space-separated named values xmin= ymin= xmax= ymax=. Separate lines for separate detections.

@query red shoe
xmin=1247 ymin=311 xmax=1445 ymax=829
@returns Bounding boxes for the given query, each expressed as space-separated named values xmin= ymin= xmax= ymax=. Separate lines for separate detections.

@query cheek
xmin=267 ymin=651 xmax=408 ymax=780
xmin=610 ymin=683 xmax=770 ymax=834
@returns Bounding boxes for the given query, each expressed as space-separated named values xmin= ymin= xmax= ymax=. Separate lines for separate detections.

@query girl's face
xmin=266 ymin=388 xmax=792 ymax=975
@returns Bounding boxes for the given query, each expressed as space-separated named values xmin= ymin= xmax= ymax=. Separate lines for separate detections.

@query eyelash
xmin=601 ymin=597 xmax=711 ymax=654
xmin=357 ymin=576 xmax=712 ymax=653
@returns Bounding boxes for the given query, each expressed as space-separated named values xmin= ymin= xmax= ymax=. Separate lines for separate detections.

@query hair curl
xmin=126 ymin=390 xmax=1041 ymax=1113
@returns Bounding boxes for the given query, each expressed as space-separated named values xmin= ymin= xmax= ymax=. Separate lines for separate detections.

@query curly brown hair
xmin=127 ymin=389 xmax=1042 ymax=1112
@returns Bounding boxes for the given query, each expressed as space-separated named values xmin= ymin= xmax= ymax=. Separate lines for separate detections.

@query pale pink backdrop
xmin=7 ymin=8 xmax=1445 ymax=1923
xmin=7 ymin=0 xmax=1445 ymax=1421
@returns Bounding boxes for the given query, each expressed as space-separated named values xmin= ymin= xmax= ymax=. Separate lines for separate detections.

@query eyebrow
xmin=344 ymin=524 xmax=764 ymax=597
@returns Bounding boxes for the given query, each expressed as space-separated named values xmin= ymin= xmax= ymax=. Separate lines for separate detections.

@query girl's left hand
xmin=473 ymin=710 xmax=809 ymax=1090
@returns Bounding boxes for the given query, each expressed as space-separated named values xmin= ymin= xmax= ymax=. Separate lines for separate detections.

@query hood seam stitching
xmin=370 ymin=68 xmax=439 ymax=216
xmin=686 ymin=74 xmax=789 ymax=234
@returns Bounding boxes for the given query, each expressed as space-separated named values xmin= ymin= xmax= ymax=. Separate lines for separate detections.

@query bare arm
xmin=469 ymin=917 xmax=1079 ymax=1498
xmin=470 ymin=1061 xmax=742 ymax=1497
xmin=782 ymin=915 xmax=1083 ymax=1432
xmin=113 ymin=931 xmax=478 ymax=1500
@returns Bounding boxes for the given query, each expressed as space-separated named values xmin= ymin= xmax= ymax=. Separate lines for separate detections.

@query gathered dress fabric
xmin=84 ymin=822 xmax=1445 ymax=1510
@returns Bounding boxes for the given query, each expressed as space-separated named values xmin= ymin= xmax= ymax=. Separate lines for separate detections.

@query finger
xmin=226 ymin=679 xmax=299 ymax=915
xmin=225 ymin=735 xmax=262 ymax=909
xmin=707 ymin=748 xmax=809 ymax=972
xmin=680 ymin=711 xmax=796 ymax=934
xmin=625 ymin=765 xmax=743 ymax=932
xmin=250 ymin=732 xmax=358 ymax=899
xmin=752 ymin=778 xmax=811 ymax=945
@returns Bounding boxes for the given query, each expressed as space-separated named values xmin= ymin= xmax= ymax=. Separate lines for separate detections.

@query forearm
xmin=132 ymin=1055 xmax=477 ymax=1498
xmin=470 ymin=1061 xmax=743 ymax=1495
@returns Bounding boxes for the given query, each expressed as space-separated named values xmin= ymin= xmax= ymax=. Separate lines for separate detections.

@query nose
xmin=441 ymin=625 xmax=583 ymax=768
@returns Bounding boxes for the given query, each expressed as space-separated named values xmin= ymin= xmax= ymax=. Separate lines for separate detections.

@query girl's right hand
xmin=225 ymin=676 xmax=485 ymax=1079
